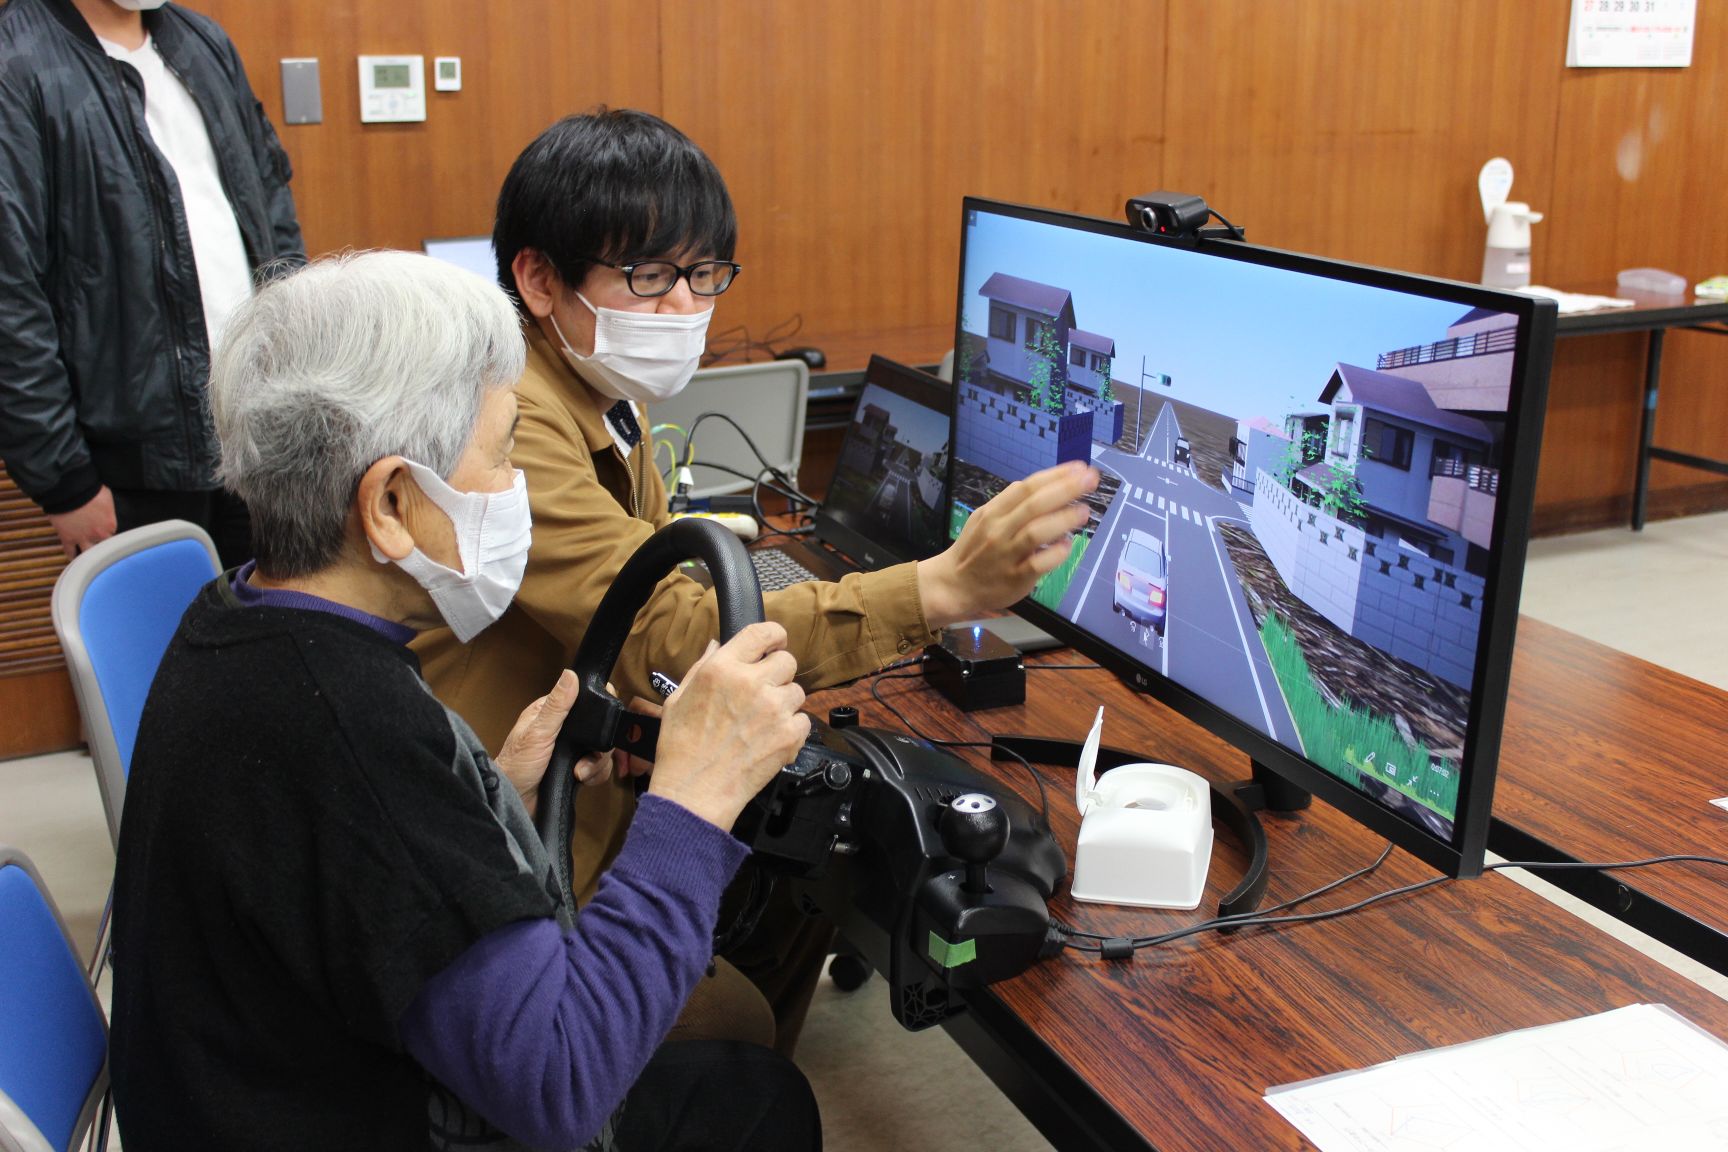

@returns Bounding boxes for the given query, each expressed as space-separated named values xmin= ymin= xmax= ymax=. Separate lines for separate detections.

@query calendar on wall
xmin=1566 ymin=0 xmax=1696 ymax=67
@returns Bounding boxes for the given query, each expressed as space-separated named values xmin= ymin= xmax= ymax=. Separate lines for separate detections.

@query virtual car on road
xmin=1112 ymin=527 xmax=1169 ymax=634
xmin=1174 ymin=437 xmax=1191 ymax=465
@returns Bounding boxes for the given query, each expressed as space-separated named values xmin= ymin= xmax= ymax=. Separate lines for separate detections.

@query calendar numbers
xmin=1567 ymin=0 xmax=1695 ymax=68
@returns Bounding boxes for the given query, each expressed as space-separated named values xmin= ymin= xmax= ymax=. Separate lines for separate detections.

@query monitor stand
xmin=1236 ymin=759 xmax=1312 ymax=815
xmin=989 ymin=734 xmax=1271 ymax=918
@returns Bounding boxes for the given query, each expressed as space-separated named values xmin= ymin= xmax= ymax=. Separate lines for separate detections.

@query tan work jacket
xmin=414 ymin=326 xmax=937 ymax=897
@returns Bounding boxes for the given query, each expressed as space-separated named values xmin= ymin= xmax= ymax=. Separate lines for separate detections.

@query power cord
xmin=680 ymin=411 xmax=822 ymax=508
xmin=650 ymin=423 xmax=687 ymax=482
xmin=1205 ymin=208 xmax=1246 ymax=241
xmin=702 ymin=314 xmax=806 ymax=366
xmin=1051 ymin=848 xmax=1728 ymax=960
xmin=866 ymin=663 xmax=1052 ymax=824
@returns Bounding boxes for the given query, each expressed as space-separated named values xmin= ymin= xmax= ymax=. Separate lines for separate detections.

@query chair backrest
xmin=50 ymin=521 xmax=220 ymax=846
xmin=651 ymin=358 xmax=810 ymax=499
xmin=0 ymin=848 xmax=108 ymax=1152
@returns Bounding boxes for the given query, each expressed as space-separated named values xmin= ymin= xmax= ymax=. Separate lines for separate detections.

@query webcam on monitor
xmin=1125 ymin=191 xmax=1245 ymax=243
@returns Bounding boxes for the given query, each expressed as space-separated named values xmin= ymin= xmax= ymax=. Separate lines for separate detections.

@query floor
xmin=4 ymin=510 xmax=1725 ymax=1151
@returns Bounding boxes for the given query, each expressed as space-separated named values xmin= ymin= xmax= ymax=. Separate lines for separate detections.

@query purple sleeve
xmin=398 ymin=795 xmax=749 ymax=1150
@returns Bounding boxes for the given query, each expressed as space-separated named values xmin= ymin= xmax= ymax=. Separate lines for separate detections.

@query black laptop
xmin=742 ymin=355 xmax=954 ymax=591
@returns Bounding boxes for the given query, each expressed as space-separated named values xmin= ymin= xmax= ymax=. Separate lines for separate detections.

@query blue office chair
xmin=0 ymin=847 xmax=110 ymax=1152
xmin=50 ymin=521 xmax=221 ymax=848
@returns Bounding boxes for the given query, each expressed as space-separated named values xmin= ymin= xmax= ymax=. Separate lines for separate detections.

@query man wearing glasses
xmin=414 ymin=108 xmax=1098 ymax=1055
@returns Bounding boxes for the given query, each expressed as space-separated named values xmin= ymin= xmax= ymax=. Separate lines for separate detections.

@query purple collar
xmin=231 ymin=561 xmax=417 ymax=646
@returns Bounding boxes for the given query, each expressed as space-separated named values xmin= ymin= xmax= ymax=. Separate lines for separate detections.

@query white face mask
xmin=551 ymin=291 xmax=711 ymax=404
xmin=112 ymin=0 xmax=169 ymax=10
xmin=369 ymin=459 xmax=532 ymax=643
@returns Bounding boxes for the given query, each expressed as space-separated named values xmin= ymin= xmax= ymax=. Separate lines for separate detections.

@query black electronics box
xmin=923 ymin=627 xmax=1025 ymax=712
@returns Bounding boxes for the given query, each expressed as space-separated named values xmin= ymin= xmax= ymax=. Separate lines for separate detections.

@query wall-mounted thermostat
xmin=358 ymin=55 xmax=425 ymax=123
xmin=433 ymin=56 xmax=462 ymax=92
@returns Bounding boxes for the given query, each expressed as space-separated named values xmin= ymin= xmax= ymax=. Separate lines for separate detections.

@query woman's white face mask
xmin=551 ymin=292 xmax=712 ymax=404
xmin=369 ymin=459 xmax=532 ymax=643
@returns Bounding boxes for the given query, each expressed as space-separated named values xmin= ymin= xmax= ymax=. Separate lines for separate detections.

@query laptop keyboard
xmin=751 ymin=548 xmax=823 ymax=592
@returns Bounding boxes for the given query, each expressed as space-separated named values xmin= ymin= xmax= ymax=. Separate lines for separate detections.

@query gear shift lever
xmin=940 ymin=793 xmax=1009 ymax=896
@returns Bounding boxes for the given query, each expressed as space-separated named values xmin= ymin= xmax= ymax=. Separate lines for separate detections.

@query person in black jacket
xmin=0 ymin=0 xmax=304 ymax=564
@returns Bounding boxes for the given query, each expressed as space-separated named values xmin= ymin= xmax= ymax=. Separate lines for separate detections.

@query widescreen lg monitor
xmin=948 ymin=198 xmax=1556 ymax=876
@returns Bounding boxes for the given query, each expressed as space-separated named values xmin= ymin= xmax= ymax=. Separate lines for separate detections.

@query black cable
xmin=759 ymin=312 xmax=804 ymax=349
xmin=1206 ymin=208 xmax=1246 ymax=241
xmin=699 ymin=313 xmax=807 ymax=366
xmin=865 ymin=665 xmax=1052 ymax=823
xmin=1058 ymin=843 xmax=1398 ymax=947
xmin=682 ymin=411 xmax=822 ymax=508
xmin=711 ymin=864 xmax=776 ymax=957
xmin=946 ymin=738 xmax=1051 ymax=826
xmin=1495 ymin=853 xmax=1728 ymax=875
xmin=1055 ymin=847 xmax=1728 ymax=957
xmin=680 ymin=461 xmax=818 ymax=512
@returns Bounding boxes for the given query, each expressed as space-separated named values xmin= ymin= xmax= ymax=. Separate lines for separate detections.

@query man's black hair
xmin=493 ymin=108 xmax=737 ymax=307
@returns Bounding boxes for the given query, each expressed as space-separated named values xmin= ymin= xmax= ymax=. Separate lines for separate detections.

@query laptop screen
xmin=816 ymin=356 xmax=953 ymax=567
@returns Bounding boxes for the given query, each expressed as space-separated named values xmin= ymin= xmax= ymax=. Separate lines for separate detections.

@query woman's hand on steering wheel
xmin=496 ymin=669 xmax=618 ymax=817
xmin=647 ymin=622 xmax=811 ymax=831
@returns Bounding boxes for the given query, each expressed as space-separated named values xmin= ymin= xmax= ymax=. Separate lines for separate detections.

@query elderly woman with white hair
xmin=106 ymin=251 xmax=822 ymax=1152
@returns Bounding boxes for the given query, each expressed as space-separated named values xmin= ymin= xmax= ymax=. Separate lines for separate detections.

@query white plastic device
xmin=1482 ymin=202 xmax=1543 ymax=289
xmin=669 ymin=511 xmax=759 ymax=542
xmin=1071 ymin=707 xmax=1214 ymax=909
xmin=433 ymin=56 xmax=462 ymax=92
xmin=1617 ymin=268 xmax=1687 ymax=296
xmin=358 ymin=55 xmax=425 ymax=123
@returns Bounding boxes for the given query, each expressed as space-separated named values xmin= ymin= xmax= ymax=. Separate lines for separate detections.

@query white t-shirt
xmin=100 ymin=33 xmax=254 ymax=352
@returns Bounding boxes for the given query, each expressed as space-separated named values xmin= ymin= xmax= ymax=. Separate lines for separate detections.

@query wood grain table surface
xmin=805 ymin=623 xmax=1728 ymax=1150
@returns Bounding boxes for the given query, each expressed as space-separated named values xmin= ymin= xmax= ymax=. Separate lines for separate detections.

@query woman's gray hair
xmin=211 ymin=250 xmax=526 ymax=577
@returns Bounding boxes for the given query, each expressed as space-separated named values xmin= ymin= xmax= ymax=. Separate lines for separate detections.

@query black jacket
xmin=0 ymin=0 xmax=304 ymax=512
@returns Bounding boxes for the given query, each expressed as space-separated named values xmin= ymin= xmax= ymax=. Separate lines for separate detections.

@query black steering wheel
xmin=535 ymin=517 xmax=764 ymax=911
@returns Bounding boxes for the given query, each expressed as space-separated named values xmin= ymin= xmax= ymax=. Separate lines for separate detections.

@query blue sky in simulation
xmin=853 ymin=382 xmax=949 ymax=455
xmin=957 ymin=207 xmax=1516 ymax=423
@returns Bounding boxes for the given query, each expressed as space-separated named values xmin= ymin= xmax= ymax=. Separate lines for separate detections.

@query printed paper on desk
xmin=1516 ymin=286 xmax=1635 ymax=314
xmin=1070 ymin=707 xmax=1214 ymax=909
xmin=1266 ymin=1003 xmax=1728 ymax=1152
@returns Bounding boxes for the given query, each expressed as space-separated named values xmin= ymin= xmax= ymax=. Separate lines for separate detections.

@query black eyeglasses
xmin=587 ymin=258 xmax=742 ymax=298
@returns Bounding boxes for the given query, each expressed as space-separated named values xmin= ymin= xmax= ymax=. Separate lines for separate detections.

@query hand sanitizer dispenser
xmin=1482 ymin=202 xmax=1543 ymax=289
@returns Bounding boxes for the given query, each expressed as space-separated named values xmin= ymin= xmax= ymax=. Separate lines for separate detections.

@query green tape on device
xmin=927 ymin=931 xmax=976 ymax=969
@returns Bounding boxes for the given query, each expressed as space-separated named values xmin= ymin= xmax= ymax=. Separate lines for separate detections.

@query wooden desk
xmin=1490 ymin=616 xmax=1728 ymax=975
xmin=1556 ymin=289 xmax=1728 ymax=530
xmin=808 ymin=635 xmax=1728 ymax=1151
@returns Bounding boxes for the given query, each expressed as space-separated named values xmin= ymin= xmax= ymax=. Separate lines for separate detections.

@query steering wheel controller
xmin=536 ymin=518 xmax=1065 ymax=1030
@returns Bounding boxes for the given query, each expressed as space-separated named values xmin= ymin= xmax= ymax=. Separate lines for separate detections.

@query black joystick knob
xmin=940 ymin=793 xmax=1009 ymax=896
xmin=827 ymin=706 xmax=859 ymax=729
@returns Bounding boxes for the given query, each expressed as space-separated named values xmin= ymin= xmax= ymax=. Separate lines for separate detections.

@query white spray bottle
xmin=1478 ymin=158 xmax=1542 ymax=289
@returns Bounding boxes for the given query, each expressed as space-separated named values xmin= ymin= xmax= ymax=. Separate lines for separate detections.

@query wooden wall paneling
xmin=659 ymin=0 xmax=1167 ymax=366
xmin=193 ymin=0 xmax=664 ymax=258
xmin=0 ymin=466 xmax=80 ymax=759
xmin=1160 ymin=0 xmax=1568 ymax=280
xmin=1544 ymin=15 xmax=1728 ymax=513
